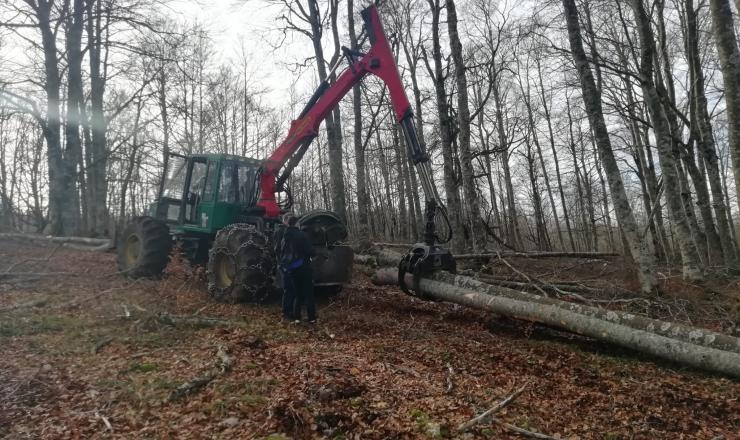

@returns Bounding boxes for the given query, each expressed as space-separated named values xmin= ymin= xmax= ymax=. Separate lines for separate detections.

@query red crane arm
xmin=256 ymin=5 xmax=416 ymax=218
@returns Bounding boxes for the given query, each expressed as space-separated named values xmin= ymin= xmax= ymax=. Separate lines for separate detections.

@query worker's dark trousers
xmin=281 ymin=272 xmax=297 ymax=320
xmin=289 ymin=264 xmax=315 ymax=321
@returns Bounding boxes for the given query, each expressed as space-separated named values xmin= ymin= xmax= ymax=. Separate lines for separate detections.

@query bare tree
xmin=562 ymin=0 xmax=658 ymax=292
xmin=708 ymin=0 xmax=740 ymax=219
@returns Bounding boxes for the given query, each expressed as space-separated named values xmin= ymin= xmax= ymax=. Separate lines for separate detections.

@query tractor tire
xmin=207 ymin=223 xmax=275 ymax=303
xmin=117 ymin=216 xmax=172 ymax=278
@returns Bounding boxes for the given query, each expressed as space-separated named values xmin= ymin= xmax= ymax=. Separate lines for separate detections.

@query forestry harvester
xmin=116 ymin=5 xmax=455 ymax=301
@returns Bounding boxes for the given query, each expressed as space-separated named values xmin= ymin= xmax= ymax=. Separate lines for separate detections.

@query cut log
xmin=0 ymin=233 xmax=112 ymax=249
xmin=359 ymin=249 xmax=618 ymax=265
xmin=371 ymin=242 xmax=618 ymax=258
xmin=455 ymin=251 xmax=618 ymax=260
xmin=373 ymin=242 xmax=413 ymax=249
xmin=61 ymin=242 xmax=113 ymax=252
xmin=355 ymin=251 xmax=405 ymax=267
xmin=372 ymin=268 xmax=740 ymax=378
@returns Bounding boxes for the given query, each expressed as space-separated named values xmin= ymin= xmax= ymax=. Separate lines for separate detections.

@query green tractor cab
xmin=117 ymin=151 xmax=353 ymax=302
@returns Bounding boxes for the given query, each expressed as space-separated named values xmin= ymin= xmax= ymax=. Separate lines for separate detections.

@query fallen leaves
xmin=0 ymin=238 xmax=738 ymax=439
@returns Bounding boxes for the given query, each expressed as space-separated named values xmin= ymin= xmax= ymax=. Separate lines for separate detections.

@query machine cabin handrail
xmin=257 ymin=5 xmax=434 ymax=219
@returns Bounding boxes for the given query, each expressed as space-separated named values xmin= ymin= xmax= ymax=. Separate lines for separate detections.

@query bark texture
xmin=685 ymin=0 xmax=736 ymax=264
xmin=33 ymin=0 xmax=69 ymax=236
xmin=86 ymin=0 xmax=110 ymax=236
xmin=631 ymin=0 xmax=704 ymax=281
xmin=348 ymin=0 xmax=369 ymax=247
xmin=562 ymin=0 xmax=657 ymax=293
xmin=446 ymin=0 xmax=483 ymax=250
xmin=307 ymin=0 xmax=347 ymax=223
xmin=372 ymin=269 xmax=740 ymax=378
xmin=709 ymin=0 xmax=740 ymax=217
xmin=425 ymin=0 xmax=465 ymax=251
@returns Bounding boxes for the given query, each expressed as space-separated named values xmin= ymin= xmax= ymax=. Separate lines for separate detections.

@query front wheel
xmin=207 ymin=224 xmax=275 ymax=303
xmin=116 ymin=216 xmax=172 ymax=278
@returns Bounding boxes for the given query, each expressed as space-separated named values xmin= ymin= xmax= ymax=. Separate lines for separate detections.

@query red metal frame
xmin=257 ymin=5 xmax=412 ymax=218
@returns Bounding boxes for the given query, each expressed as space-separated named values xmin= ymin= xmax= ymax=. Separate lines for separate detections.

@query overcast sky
xmin=171 ymin=0 xmax=319 ymax=104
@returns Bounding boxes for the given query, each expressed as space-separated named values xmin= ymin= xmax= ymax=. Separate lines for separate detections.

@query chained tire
xmin=117 ymin=216 xmax=172 ymax=278
xmin=207 ymin=223 xmax=275 ymax=303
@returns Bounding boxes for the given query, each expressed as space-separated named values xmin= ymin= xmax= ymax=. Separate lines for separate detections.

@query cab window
xmin=162 ymin=155 xmax=187 ymax=199
xmin=203 ymin=161 xmax=216 ymax=202
xmin=218 ymin=163 xmax=258 ymax=204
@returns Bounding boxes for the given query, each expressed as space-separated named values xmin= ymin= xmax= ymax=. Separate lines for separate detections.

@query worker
xmin=278 ymin=213 xmax=317 ymax=324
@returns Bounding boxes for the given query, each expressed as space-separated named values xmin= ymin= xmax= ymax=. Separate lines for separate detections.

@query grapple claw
xmin=398 ymin=243 xmax=456 ymax=299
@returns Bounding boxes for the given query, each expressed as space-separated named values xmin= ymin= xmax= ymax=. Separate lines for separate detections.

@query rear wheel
xmin=117 ymin=216 xmax=172 ymax=278
xmin=207 ymin=224 xmax=275 ymax=303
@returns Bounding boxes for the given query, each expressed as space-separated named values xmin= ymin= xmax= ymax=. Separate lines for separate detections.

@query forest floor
xmin=0 ymin=237 xmax=738 ymax=439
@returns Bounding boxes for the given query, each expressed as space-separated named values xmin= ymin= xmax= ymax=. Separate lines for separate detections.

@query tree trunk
xmin=119 ymin=97 xmax=143 ymax=227
xmin=630 ymin=0 xmax=704 ymax=281
xmin=525 ymin=141 xmax=549 ymax=250
xmin=594 ymin=152 xmax=615 ymax=251
xmin=621 ymin=69 xmax=671 ymax=262
xmin=86 ymin=0 xmax=110 ymax=237
xmin=398 ymin=16 xmax=425 ymax=239
xmin=446 ymin=0 xmax=482 ymax=251
xmin=492 ymin=82 xmax=521 ymax=249
xmin=562 ymin=0 xmax=658 ymax=293
xmin=536 ymin=57 xmax=573 ymax=251
xmin=307 ymin=0 xmax=347 ymax=223
xmin=685 ymin=0 xmax=737 ymax=265
xmin=33 ymin=0 xmax=67 ymax=236
xmin=377 ymin=133 xmax=396 ymax=241
xmin=653 ymin=3 xmax=713 ymax=265
xmin=519 ymin=69 xmax=554 ymax=251
xmin=424 ymin=0 xmax=465 ymax=252
xmin=393 ymin=124 xmax=409 ymax=240
xmin=0 ymin=112 xmax=10 ymax=231
xmin=580 ymin=132 xmax=598 ymax=251
xmin=371 ymin=269 xmax=740 ymax=378
xmin=565 ymin=97 xmax=589 ymax=251
xmin=708 ymin=0 xmax=740 ymax=217
xmin=348 ymin=0 xmax=370 ymax=247
xmin=401 ymin=145 xmax=419 ymax=241
xmin=62 ymin=0 xmax=85 ymax=236
xmin=642 ymin=126 xmax=674 ymax=261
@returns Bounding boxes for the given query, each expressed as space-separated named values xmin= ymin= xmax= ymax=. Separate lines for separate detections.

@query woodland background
xmin=1 ymin=0 xmax=740 ymax=287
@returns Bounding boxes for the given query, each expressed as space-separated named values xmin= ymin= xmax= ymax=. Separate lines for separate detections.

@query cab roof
xmin=189 ymin=153 xmax=263 ymax=166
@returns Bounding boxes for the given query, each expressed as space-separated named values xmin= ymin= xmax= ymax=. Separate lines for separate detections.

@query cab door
xmin=209 ymin=161 xmax=244 ymax=230
xmin=183 ymin=159 xmax=217 ymax=231
xmin=153 ymin=152 xmax=188 ymax=224
xmin=192 ymin=160 xmax=217 ymax=229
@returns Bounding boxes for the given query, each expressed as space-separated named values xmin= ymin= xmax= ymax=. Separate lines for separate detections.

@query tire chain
xmin=208 ymin=224 xmax=276 ymax=302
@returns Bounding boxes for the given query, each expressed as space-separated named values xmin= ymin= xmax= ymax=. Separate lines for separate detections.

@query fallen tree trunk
xmin=62 ymin=242 xmax=112 ymax=252
xmin=372 ymin=269 xmax=740 ymax=378
xmin=355 ymin=251 xmax=405 ymax=267
xmin=0 ymin=233 xmax=112 ymax=250
xmin=373 ymin=242 xmax=413 ymax=249
xmin=455 ymin=251 xmax=617 ymax=260
xmin=357 ymin=250 xmax=617 ymax=267
xmin=370 ymin=243 xmax=618 ymax=258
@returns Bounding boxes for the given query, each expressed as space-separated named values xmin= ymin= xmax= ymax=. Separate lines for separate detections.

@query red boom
xmin=256 ymin=5 xmax=413 ymax=218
